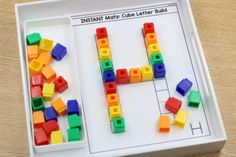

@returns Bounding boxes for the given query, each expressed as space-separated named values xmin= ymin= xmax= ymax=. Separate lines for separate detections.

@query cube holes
xmin=105 ymin=62 xmax=110 ymax=66
xmin=107 ymin=73 xmax=111 ymax=77
xmin=113 ymin=108 xmax=118 ymax=112
xmin=100 ymin=29 xmax=104 ymax=33
xmin=150 ymin=35 xmax=154 ymax=38
xmin=133 ymin=70 xmax=138 ymax=74
xmin=158 ymin=65 xmax=162 ymax=69
xmin=120 ymin=71 xmax=125 ymax=75
xmin=147 ymin=24 xmax=152 ymax=28
xmin=34 ymin=99 xmax=43 ymax=107
xmin=108 ymin=84 xmax=113 ymax=88
xmin=153 ymin=46 xmax=157 ymax=49
xmin=111 ymin=96 xmax=115 ymax=100
xmin=57 ymin=78 xmax=63 ymax=83
xmin=102 ymin=50 xmax=107 ymax=54
xmin=155 ymin=55 xmax=160 ymax=59
xmin=102 ymin=40 xmax=105 ymax=44
xmin=32 ymin=61 xmax=40 ymax=67
xmin=117 ymin=120 xmax=121 ymax=124
xmin=145 ymin=68 xmax=149 ymax=71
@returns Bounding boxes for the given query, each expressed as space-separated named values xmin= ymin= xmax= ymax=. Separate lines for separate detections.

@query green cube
xmin=112 ymin=117 xmax=125 ymax=133
xmin=67 ymin=128 xmax=81 ymax=142
xmin=68 ymin=114 xmax=82 ymax=130
xmin=31 ymin=97 xmax=45 ymax=111
xmin=188 ymin=90 xmax=201 ymax=107
xmin=151 ymin=53 xmax=163 ymax=64
xmin=26 ymin=33 xmax=41 ymax=45
xmin=101 ymin=60 xmax=113 ymax=72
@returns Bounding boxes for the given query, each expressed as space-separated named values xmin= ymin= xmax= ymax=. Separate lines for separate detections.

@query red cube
xmin=34 ymin=128 xmax=49 ymax=146
xmin=116 ymin=69 xmax=129 ymax=84
xmin=42 ymin=120 xmax=59 ymax=137
xmin=165 ymin=97 xmax=182 ymax=114
xmin=54 ymin=76 xmax=68 ymax=93
xmin=31 ymin=86 xmax=42 ymax=98
xmin=96 ymin=27 xmax=108 ymax=39
xmin=143 ymin=22 xmax=155 ymax=36
xmin=31 ymin=73 xmax=43 ymax=87
xmin=105 ymin=82 xmax=117 ymax=94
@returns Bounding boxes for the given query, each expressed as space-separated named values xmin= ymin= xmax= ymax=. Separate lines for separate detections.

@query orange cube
xmin=106 ymin=93 xmax=119 ymax=107
xmin=145 ymin=33 xmax=157 ymax=46
xmin=33 ymin=111 xmax=45 ymax=128
xmin=158 ymin=115 xmax=170 ymax=132
xmin=27 ymin=45 xmax=39 ymax=61
xmin=97 ymin=38 xmax=109 ymax=49
xmin=37 ymin=52 xmax=52 ymax=65
xmin=51 ymin=98 xmax=67 ymax=116
xmin=41 ymin=65 xmax=56 ymax=82
xmin=129 ymin=68 xmax=142 ymax=83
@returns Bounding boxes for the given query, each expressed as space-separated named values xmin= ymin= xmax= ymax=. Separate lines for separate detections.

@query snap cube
xmin=109 ymin=106 xmax=122 ymax=121
xmin=42 ymin=120 xmax=59 ymax=137
xmin=52 ymin=43 xmax=67 ymax=61
xmin=27 ymin=45 xmax=39 ymax=61
xmin=54 ymin=76 xmax=68 ymax=93
xmin=68 ymin=114 xmax=82 ymax=130
xmin=116 ymin=69 xmax=129 ymax=84
xmin=158 ymin=115 xmax=171 ymax=132
xmin=105 ymin=82 xmax=117 ymax=94
xmin=174 ymin=110 xmax=188 ymax=128
xmin=41 ymin=65 xmax=57 ymax=82
xmin=44 ymin=107 xmax=57 ymax=121
xmin=176 ymin=78 xmax=193 ymax=96
xmin=51 ymin=98 xmax=67 ymax=116
xmin=145 ymin=33 xmax=157 ymax=46
xmin=50 ymin=130 xmax=64 ymax=144
xmin=29 ymin=59 xmax=44 ymax=74
xmin=141 ymin=65 xmax=153 ymax=81
xmin=67 ymin=99 xmax=80 ymax=115
xmin=34 ymin=128 xmax=49 ymax=146
xmin=112 ymin=117 xmax=125 ymax=133
xmin=97 ymin=38 xmax=109 ymax=49
xmin=143 ymin=22 xmax=155 ymax=37
xmin=153 ymin=63 xmax=166 ymax=78
xmin=67 ymin=128 xmax=81 ymax=142
xmin=96 ymin=27 xmax=108 ymax=39
xmin=98 ymin=48 xmax=111 ymax=61
xmin=31 ymin=86 xmax=42 ymax=98
xmin=147 ymin=43 xmax=160 ymax=58
xmin=188 ymin=90 xmax=201 ymax=107
xmin=33 ymin=110 xmax=45 ymax=128
xmin=165 ymin=97 xmax=182 ymax=114
xmin=103 ymin=71 xmax=115 ymax=83
xmin=107 ymin=93 xmax=119 ymax=107
xmin=101 ymin=60 xmax=113 ymax=72
xmin=26 ymin=33 xmax=41 ymax=45
xmin=151 ymin=53 xmax=163 ymax=64
xmin=37 ymin=52 xmax=52 ymax=65
xmin=42 ymin=83 xmax=55 ymax=101
xmin=129 ymin=68 xmax=142 ymax=83
xmin=39 ymin=38 xmax=54 ymax=52
xmin=31 ymin=73 xmax=43 ymax=87
xmin=31 ymin=96 xmax=45 ymax=111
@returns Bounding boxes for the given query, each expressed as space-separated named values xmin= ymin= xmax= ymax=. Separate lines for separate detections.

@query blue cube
xmin=67 ymin=100 xmax=80 ymax=115
xmin=52 ymin=43 xmax=67 ymax=61
xmin=176 ymin=78 xmax=193 ymax=96
xmin=44 ymin=107 xmax=57 ymax=121
xmin=103 ymin=71 xmax=115 ymax=83
xmin=153 ymin=63 xmax=166 ymax=78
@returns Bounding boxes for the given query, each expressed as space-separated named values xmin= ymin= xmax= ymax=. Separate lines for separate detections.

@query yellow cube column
xmin=174 ymin=110 xmax=188 ymax=128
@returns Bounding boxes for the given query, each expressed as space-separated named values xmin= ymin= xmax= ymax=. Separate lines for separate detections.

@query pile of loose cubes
xmin=27 ymin=32 xmax=82 ymax=146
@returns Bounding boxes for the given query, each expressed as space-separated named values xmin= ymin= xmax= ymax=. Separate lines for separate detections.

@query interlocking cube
xmin=52 ymin=43 xmax=67 ymax=61
xmin=103 ymin=71 xmax=115 ymax=83
xmin=105 ymin=82 xmax=117 ymax=94
xmin=39 ymin=38 xmax=54 ymax=52
xmin=129 ymin=68 xmax=142 ymax=83
xmin=153 ymin=63 xmax=166 ymax=78
xmin=44 ymin=107 xmax=57 ymax=121
xmin=116 ymin=69 xmax=129 ymax=84
xmin=158 ymin=115 xmax=170 ymax=132
xmin=151 ymin=53 xmax=163 ymax=64
xmin=98 ymin=48 xmax=111 ymax=61
xmin=67 ymin=99 xmax=80 ymax=115
xmin=51 ymin=98 xmax=67 ymax=116
xmin=41 ymin=65 xmax=57 ymax=82
xmin=68 ymin=114 xmax=82 ymax=130
xmin=112 ymin=117 xmax=125 ymax=133
xmin=29 ymin=59 xmax=44 ymax=74
xmin=26 ymin=33 xmax=41 ymax=45
xmin=109 ymin=106 xmax=122 ymax=121
xmin=54 ymin=76 xmax=68 ymax=93
xmin=42 ymin=83 xmax=55 ymax=101
xmin=31 ymin=86 xmax=42 ymax=98
xmin=33 ymin=110 xmax=45 ymax=128
xmin=188 ymin=90 xmax=201 ymax=107
xmin=165 ymin=97 xmax=182 ymax=114
xmin=37 ymin=52 xmax=52 ymax=65
xmin=42 ymin=120 xmax=59 ymax=137
xmin=106 ymin=93 xmax=119 ymax=107
xmin=31 ymin=73 xmax=43 ymax=87
xmin=50 ymin=130 xmax=64 ymax=144
xmin=101 ymin=60 xmax=113 ymax=72
xmin=31 ymin=96 xmax=45 ymax=111
xmin=147 ymin=43 xmax=160 ymax=58
xmin=67 ymin=128 xmax=81 ymax=142
xmin=145 ymin=33 xmax=157 ymax=46
xmin=143 ymin=22 xmax=155 ymax=37
xmin=97 ymin=38 xmax=109 ymax=49
xmin=27 ymin=45 xmax=39 ymax=61
xmin=174 ymin=110 xmax=188 ymax=128
xmin=96 ymin=27 xmax=108 ymax=39
xmin=141 ymin=65 xmax=153 ymax=81
xmin=176 ymin=78 xmax=193 ymax=96
xmin=34 ymin=128 xmax=49 ymax=146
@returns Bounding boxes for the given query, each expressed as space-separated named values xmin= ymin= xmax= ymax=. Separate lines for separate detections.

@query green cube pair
xmin=101 ymin=60 xmax=113 ymax=72
xmin=112 ymin=117 xmax=125 ymax=133
xmin=188 ymin=90 xmax=201 ymax=108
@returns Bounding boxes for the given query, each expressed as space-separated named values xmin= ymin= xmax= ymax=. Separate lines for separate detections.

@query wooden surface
xmin=0 ymin=0 xmax=235 ymax=156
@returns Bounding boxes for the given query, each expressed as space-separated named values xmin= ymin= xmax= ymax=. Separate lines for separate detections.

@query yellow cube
xmin=50 ymin=130 xmax=64 ymax=144
xmin=147 ymin=43 xmax=160 ymax=58
xmin=42 ymin=83 xmax=55 ymax=101
xmin=174 ymin=110 xmax=188 ymax=128
xmin=39 ymin=38 xmax=54 ymax=52
xmin=29 ymin=59 xmax=44 ymax=74
xmin=98 ymin=48 xmax=111 ymax=61
xmin=109 ymin=106 xmax=122 ymax=121
xmin=145 ymin=33 xmax=157 ymax=46
xmin=141 ymin=65 xmax=153 ymax=81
